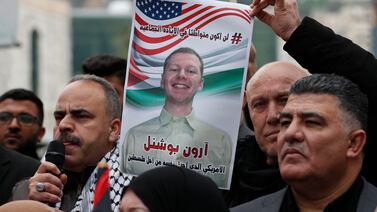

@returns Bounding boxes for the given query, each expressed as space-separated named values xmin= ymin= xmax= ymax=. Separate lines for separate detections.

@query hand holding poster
xmin=120 ymin=0 xmax=253 ymax=189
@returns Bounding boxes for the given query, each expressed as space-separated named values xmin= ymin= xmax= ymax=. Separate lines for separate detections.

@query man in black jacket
xmin=250 ymin=0 xmax=377 ymax=186
xmin=0 ymin=145 xmax=39 ymax=205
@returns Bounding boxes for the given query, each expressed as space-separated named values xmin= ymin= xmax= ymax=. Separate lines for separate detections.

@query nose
xmin=56 ymin=115 xmax=74 ymax=134
xmin=177 ymin=69 xmax=187 ymax=79
xmin=281 ymin=120 xmax=304 ymax=144
xmin=266 ymin=102 xmax=280 ymax=126
xmin=8 ymin=117 xmax=21 ymax=129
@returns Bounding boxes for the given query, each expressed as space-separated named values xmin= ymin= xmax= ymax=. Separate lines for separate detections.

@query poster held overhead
xmin=120 ymin=0 xmax=254 ymax=189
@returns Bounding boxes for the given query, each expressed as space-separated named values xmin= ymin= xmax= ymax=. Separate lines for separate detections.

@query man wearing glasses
xmin=0 ymin=89 xmax=42 ymax=205
xmin=0 ymin=88 xmax=45 ymax=159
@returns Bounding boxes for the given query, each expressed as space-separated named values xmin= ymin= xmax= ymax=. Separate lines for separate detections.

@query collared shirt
xmin=123 ymin=108 xmax=232 ymax=188
xmin=280 ymin=176 xmax=363 ymax=212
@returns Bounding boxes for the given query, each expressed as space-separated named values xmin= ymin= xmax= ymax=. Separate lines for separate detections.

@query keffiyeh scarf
xmin=71 ymin=143 xmax=133 ymax=211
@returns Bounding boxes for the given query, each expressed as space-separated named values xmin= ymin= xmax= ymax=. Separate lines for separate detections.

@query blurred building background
xmin=0 ymin=0 xmax=376 ymax=143
xmin=0 ymin=0 xmax=71 ymax=142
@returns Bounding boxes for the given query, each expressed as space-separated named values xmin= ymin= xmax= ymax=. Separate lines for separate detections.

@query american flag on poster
xmin=121 ymin=0 xmax=253 ymax=189
xmin=127 ymin=0 xmax=253 ymax=100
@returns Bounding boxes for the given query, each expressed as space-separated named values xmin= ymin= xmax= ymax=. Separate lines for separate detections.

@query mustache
xmin=56 ymin=132 xmax=81 ymax=145
xmin=5 ymin=132 xmax=21 ymax=137
xmin=8 ymin=128 xmax=21 ymax=134
xmin=280 ymin=143 xmax=306 ymax=158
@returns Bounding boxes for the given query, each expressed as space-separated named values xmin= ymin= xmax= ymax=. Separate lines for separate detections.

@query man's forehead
xmin=56 ymin=81 xmax=106 ymax=109
xmin=248 ymin=77 xmax=291 ymax=99
xmin=248 ymin=76 xmax=297 ymax=98
xmin=249 ymin=90 xmax=289 ymax=102
xmin=254 ymin=73 xmax=298 ymax=87
xmin=55 ymin=97 xmax=104 ymax=112
xmin=0 ymin=99 xmax=39 ymax=113
xmin=0 ymin=98 xmax=36 ymax=106
xmin=60 ymin=80 xmax=105 ymax=98
xmin=168 ymin=53 xmax=200 ymax=65
xmin=283 ymin=94 xmax=339 ymax=115
xmin=55 ymin=103 xmax=88 ymax=111
xmin=248 ymin=62 xmax=307 ymax=91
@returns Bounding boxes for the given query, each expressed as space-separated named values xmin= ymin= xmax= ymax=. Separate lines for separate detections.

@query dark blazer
xmin=284 ymin=17 xmax=377 ymax=186
xmin=0 ymin=146 xmax=40 ymax=205
xmin=223 ymin=135 xmax=285 ymax=207
xmin=231 ymin=179 xmax=377 ymax=212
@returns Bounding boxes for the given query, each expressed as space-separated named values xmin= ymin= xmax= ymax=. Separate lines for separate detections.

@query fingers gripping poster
xmin=120 ymin=0 xmax=253 ymax=189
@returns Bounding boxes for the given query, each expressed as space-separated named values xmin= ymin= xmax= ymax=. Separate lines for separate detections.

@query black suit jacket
xmin=231 ymin=179 xmax=377 ymax=212
xmin=284 ymin=17 xmax=377 ymax=186
xmin=0 ymin=146 xmax=40 ymax=205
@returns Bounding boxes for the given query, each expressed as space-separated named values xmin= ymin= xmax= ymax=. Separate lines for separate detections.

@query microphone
xmin=45 ymin=140 xmax=65 ymax=208
xmin=45 ymin=140 xmax=65 ymax=170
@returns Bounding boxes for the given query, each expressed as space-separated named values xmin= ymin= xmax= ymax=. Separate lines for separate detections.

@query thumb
xmin=59 ymin=173 xmax=68 ymax=185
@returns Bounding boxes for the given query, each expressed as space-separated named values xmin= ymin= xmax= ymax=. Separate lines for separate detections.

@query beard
xmin=18 ymin=134 xmax=40 ymax=159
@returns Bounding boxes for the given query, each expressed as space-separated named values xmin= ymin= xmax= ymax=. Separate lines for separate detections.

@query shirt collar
xmin=159 ymin=108 xmax=200 ymax=130
xmin=280 ymin=175 xmax=364 ymax=212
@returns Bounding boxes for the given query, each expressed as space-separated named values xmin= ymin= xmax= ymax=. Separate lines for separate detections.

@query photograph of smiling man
xmin=120 ymin=0 xmax=253 ymax=189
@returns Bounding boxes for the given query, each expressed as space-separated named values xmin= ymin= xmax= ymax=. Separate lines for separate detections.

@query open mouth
xmin=172 ymin=83 xmax=189 ymax=89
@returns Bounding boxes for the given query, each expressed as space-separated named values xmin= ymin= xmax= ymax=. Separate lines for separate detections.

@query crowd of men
xmin=1 ymin=0 xmax=377 ymax=211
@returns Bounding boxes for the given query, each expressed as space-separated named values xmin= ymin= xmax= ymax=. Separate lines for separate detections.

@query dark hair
xmin=290 ymin=74 xmax=368 ymax=131
xmin=163 ymin=47 xmax=204 ymax=76
xmin=81 ymin=54 xmax=127 ymax=84
xmin=0 ymin=88 xmax=44 ymax=125
xmin=70 ymin=74 xmax=121 ymax=119
xmin=127 ymin=165 xmax=229 ymax=212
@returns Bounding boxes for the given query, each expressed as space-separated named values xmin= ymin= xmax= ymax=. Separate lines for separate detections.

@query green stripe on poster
xmin=126 ymin=67 xmax=244 ymax=107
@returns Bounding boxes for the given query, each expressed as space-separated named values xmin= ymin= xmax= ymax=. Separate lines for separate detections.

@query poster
xmin=120 ymin=0 xmax=253 ymax=189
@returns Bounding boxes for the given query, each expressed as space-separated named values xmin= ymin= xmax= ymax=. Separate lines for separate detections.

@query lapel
xmin=0 ymin=146 xmax=11 ymax=183
xmin=260 ymin=187 xmax=287 ymax=211
xmin=356 ymin=178 xmax=377 ymax=212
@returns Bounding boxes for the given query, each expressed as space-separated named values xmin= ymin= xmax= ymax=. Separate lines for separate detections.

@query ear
xmin=37 ymin=127 xmax=46 ymax=143
xmin=197 ymin=78 xmax=204 ymax=92
xmin=242 ymin=90 xmax=247 ymax=108
xmin=109 ymin=118 xmax=121 ymax=144
xmin=346 ymin=129 xmax=366 ymax=158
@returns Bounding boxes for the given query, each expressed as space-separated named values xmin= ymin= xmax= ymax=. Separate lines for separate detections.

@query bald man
xmin=225 ymin=61 xmax=309 ymax=207
xmin=251 ymin=0 xmax=377 ymax=187
xmin=247 ymin=61 xmax=309 ymax=165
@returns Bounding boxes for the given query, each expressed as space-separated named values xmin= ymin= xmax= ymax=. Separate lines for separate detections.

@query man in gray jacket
xmin=232 ymin=74 xmax=377 ymax=211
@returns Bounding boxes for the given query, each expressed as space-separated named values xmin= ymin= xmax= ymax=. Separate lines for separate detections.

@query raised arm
xmin=250 ymin=0 xmax=377 ymax=186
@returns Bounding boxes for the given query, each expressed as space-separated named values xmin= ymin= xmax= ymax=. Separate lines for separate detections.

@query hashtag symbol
xmin=231 ymin=33 xmax=242 ymax=44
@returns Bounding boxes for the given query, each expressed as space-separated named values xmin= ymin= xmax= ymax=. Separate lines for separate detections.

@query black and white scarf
xmin=71 ymin=143 xmax=133 ymax=211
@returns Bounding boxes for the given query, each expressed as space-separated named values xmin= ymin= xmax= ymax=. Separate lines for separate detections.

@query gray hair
xmin=290 ymin=74 xmax=368 ymax=131
xmin=69 ymin=74 xmax=121 ymax=120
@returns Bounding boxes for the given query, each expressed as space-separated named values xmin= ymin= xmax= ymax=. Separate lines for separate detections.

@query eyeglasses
xmin=0 ymin=112 xmax=39 ymax=127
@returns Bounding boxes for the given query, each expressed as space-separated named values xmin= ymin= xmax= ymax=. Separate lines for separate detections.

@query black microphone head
xmin=45 ymin=140 xmax=65 ymax=169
